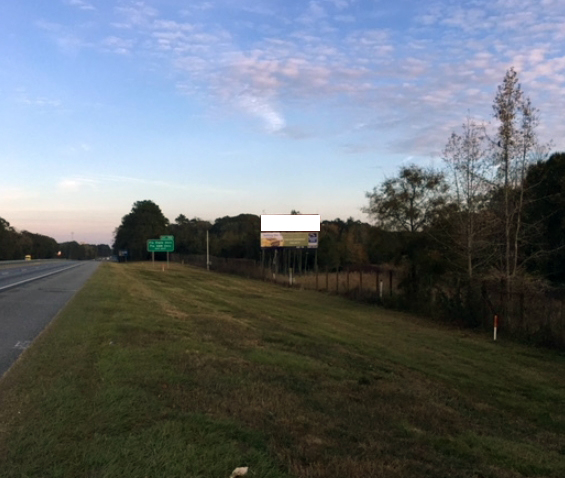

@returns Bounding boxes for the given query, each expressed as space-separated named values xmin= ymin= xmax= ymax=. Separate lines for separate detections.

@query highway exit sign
xmin=147 ymin=237 xmax=174 ymax=252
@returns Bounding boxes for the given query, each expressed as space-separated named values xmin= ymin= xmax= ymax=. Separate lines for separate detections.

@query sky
xmin=1 ymin=0 xmax=565 ymax=246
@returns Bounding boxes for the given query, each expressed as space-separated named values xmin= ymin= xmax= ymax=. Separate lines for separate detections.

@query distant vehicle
xmin=24 ymin=255 xmax=32 ymax=261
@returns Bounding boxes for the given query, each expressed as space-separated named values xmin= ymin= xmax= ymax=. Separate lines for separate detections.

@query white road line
xmin=0 ymin=264 xmax=82 ymax=292
xmin=14 ymin=341 xmax=31 ymax=350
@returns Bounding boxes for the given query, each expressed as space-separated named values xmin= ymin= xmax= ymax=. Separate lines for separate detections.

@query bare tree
xmin=491 ymin=67 xmax=551 ymax=283
xmin=442 ymin=116 xmax=495 ymax=278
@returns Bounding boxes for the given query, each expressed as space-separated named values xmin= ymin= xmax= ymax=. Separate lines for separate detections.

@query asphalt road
xmin=0 ymin=261 xmax=100 ymax=379
xmin=0 ymin=260 xmax=83 ymax=291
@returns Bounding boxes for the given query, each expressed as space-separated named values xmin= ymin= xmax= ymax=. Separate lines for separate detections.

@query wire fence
xmin=171 ymin=253 xmax=565 ymax=348
xmin=172 ymin=254 xmax=400 ymax=299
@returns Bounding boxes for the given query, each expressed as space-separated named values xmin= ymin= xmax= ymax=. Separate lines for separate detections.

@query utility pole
xmin=206 ymin=230 xmax=210 ymax=271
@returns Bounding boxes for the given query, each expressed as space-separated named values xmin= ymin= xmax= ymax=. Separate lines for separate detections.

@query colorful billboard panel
xmin=261 ymin=232 xmax=318 ymax=248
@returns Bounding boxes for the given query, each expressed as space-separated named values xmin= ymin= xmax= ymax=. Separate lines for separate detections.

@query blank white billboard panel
xmin=261 ymin=214 xmax=320 ymax=232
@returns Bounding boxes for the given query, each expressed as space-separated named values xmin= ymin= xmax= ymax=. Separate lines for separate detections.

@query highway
xmin=0 ymin=260 xmax=100 ymax=378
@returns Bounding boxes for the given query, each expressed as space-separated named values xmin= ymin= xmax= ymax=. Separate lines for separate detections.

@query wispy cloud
xmin=66 ymin=0 xmax=96 ymax=11
xmin=58 ymin=177 xmax=99 ymax=192
xmin=57 ymin=174 xmax=243 ymax=196
xmin=38 ymin=0 xmax=565 ymax=151
xmin=102 ymin=36 xmax=135 ymax=54
xmin=16 ymin=88 xmax=62 ymax=108
xmin=35 ymin=19 xmax=91 ymax=54
xmin=114 ymin=1 xmax=158 ymax=28
xmin=236 ymin=92 xmax=285 ymax=133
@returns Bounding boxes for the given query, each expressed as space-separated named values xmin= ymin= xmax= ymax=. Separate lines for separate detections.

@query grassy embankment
xmin=0 ymin=262 xmax=564 ymax=478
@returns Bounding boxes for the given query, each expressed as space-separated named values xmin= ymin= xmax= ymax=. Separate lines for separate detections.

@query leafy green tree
xmin=364 ymin=164 xmax=448 ymax=233
xmin=210 ymin=214 xmax=260 ymax=259
xmin=0 ymin=217 xmax=19 ymax=260
xmin=364 ymin=164 xmax=449 ymax=303
xmin=522 ymin=152 xmax=565 ymax=283
xmin=170 ymin=215 xmax=211 ymax=255
xmin=97 ymin=244 xmax=112 ymax=257
xmin=21 ymin=231 xmax=58 ymax=259
xmin=113 ymin=200 xmax=169 ymax=261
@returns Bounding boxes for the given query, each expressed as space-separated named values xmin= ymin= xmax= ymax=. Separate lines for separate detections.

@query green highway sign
xmin=147 ymin=238 xmax=174 ymax=252
xmin=160 ymin=235 xmax=174 ymax=240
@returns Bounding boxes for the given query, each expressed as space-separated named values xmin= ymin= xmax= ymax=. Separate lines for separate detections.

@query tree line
xmin=112 ymin=201 xmax=396 ymax=270
xmin=0 ymin=217 xmax=111 ymax=260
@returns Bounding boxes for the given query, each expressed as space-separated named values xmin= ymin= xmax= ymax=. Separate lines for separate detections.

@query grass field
xmin=0 ymin=263 xmax=564 ymax=478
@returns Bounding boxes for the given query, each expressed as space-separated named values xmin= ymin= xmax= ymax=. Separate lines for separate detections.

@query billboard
xmin=261 ymin=214 xmax=320 ymax=232
xmin=261 ymin=232 xmax=318 ymax=248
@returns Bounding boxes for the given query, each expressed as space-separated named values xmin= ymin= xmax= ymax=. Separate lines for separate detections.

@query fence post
xmin=379 ymin=280 xmax=383 ymax=300
xmin=360 ymin=270 xmax=363 ymax=297
xmin=316 ymin=267 xmax=318 ymax=290
xmin=336 ymin=267 xmax=339 ymax=294
xmin=347 ymin=268 xmax=350 ymax=292
xmin=519 ymin=292 xmax=525 ymax=332
xmin=561 ymin=299 xmax=565 ymax=348
xmin=500 ymin=278 xmax=505 ymax=322
xmin=326 ymin=267 xmax=329 ymax=292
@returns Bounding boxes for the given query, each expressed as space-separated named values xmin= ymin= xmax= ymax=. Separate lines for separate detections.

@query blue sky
xmin=1 ymin=0 xmax=564 ymax=245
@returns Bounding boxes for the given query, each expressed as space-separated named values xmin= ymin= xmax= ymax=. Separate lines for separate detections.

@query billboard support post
xmin=206 ymin=230 xmax=210 ymax=271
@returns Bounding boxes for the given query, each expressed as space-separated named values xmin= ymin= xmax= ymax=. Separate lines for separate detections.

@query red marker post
xmin=494 ymin=314 xmax=499 ymax=341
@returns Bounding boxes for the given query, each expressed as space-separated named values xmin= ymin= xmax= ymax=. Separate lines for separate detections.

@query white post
xmin=494 ymin=315 xmax=498 ymax=341
xmin=206 ymin=230 xmax=210 ymax=271
xmin=289 ymin=267 xmax=293 ymax=285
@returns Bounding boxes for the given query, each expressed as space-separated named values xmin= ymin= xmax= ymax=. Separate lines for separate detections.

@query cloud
xmin=236 ymin=93 xmax=285 ymax=133
xmin=16 ymin=89 xmax=62 ymax=108
xmin=296 ymin=1 xmax=328 ymax=24
xmin=58 ymin=178 xmax=99 ymax=192
xmin=66 ymin=0 xmax=96 ymax=11
xmin=102 ymin=36 xmax=135 ymax=54
xmin=56 ymin=174 xmax=244 ymax=197
xmin=86 ymin=0 xmax=565 ymax=152
xmin=35 ymin=19 xmax=91 ymax=54
xmin=114 ymin=1 xmax=158 ymax=28
xmin=63 ymin=143 xmax=92 ymax=155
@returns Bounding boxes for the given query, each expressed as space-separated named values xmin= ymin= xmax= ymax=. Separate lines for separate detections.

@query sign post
xmin=160 ymin=236 xmax=174 ymax=268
